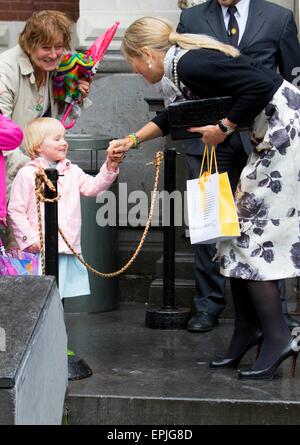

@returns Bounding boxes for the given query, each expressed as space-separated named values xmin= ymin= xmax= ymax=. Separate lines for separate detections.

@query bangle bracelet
xmin=127 ymin=132 xmax=141 ymax=149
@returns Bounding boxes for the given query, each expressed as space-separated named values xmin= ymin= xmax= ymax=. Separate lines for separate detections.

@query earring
xmin=147 ymin=60 xmax=152 ymax=69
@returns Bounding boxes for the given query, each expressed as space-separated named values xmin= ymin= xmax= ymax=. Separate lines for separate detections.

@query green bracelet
xmin=127 ymin=132 xmax=141 ymax=149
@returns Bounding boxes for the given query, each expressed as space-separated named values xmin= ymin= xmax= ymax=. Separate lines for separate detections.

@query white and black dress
xmin=153 ymin=46 xmax=300 ymax=280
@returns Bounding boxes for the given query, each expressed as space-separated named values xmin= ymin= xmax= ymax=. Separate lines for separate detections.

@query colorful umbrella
xmin=53 ymin=21 xmax=120 ymax=129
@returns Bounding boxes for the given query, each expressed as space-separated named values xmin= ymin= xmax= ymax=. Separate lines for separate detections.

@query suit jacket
xmin=176 ymin=0 xmax=300 ymax=155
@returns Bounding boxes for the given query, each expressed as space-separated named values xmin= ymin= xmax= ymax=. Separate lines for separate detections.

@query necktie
xmin=227 ymin=5 xmax=239 ymax=47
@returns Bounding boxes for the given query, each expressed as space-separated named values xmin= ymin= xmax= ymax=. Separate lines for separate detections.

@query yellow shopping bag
xmin=186 ymin=144 xmax=240 ymax=244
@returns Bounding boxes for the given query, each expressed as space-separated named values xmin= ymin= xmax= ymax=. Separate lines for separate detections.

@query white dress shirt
xmin=221 ymin=0 xmax=250 ymax=44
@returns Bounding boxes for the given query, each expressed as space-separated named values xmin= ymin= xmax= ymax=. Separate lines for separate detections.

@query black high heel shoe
xmin=210 ymin=330 xmax=263 ymax=369
xmin=238 ymin=338 xmax=299 ymax=380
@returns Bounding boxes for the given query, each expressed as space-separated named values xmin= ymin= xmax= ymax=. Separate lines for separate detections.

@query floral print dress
xmin=219 ymin=80 xmax=300 ymax=280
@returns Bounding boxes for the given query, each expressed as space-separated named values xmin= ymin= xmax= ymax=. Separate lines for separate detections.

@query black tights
xmin=227 ymin=278 xmax=291 ymax=370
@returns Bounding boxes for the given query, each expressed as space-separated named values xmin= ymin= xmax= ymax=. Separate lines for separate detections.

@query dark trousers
xmin=186 ymin=135 xmax=289 ymax=317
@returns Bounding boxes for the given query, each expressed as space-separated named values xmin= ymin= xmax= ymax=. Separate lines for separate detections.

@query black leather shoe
xmin=187 ymin=312 xmax=218 ymax=333
xmin=238 ymin=338 xmax=299 ymax=380
xmin=284 ymin=314 xmax=300 ymax=331
xmin=210 ymin=331 xmax=263 ymax=369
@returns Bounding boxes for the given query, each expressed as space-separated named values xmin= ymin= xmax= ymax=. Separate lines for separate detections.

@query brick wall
xmin=0 ymin=0 xmax=80 ymax=22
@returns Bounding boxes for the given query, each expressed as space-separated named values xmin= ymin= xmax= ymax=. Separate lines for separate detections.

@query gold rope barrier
xmin=35 ymin=151 xmax=164 ymax=278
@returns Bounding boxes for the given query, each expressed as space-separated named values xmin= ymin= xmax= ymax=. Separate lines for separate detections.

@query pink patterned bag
xmin=0 ymin=238 xmax=39 ymax=276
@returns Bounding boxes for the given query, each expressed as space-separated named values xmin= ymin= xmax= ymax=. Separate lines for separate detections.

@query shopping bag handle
xmin=199 ymin=144 xmax=218 ymax=178
xmin=209 ymin=145 xmax=218 ymax=174
xmin=197 ymin=144 xmax=218 ymax=211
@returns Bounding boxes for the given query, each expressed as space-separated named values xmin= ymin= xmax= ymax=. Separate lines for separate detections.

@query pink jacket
xmin=8 ymin=157 xmax=118 ymax=253
xmin=0 ymin=114 xmax=23 ymax=225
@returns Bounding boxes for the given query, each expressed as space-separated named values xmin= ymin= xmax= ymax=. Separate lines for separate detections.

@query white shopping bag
xmin=186 ymin=145 xmax=240 ymax=245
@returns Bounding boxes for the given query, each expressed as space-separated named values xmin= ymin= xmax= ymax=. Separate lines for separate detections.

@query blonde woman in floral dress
xmin=108 ymin=16 xmax=300 ymax=380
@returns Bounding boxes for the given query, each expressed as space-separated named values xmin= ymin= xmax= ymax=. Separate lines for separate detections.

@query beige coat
xmin=0 ymin=45 xmax=94 ymax=248
xmin=0 ymin=45 xmax=90 ymax=194
xmin=0 ymin=45 xmax=59 ymax=191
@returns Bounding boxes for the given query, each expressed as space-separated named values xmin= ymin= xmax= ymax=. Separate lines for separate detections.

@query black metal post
xmin=145 ymin=148 xmax=191 ymax=329
xmin=44 ymin=169 xmax=59 ymax=283
xmin=163 ymin=148 xmax=176 ymax=309
xmin=43 ymin=168 xmax=92 ymax=380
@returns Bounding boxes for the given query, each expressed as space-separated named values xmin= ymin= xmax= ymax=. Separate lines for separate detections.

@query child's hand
xmin=106 ymin=152 xmax=125 ymax=172
xmin=24 ymin=243 xmax=41 ymax=253
xmin=107 ymin=138 xmax=133 ymax=159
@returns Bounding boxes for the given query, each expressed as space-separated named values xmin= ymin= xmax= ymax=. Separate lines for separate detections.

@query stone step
xmin=123 ymin=274 xmax=300 ymax=320
xmin=65 ymin=304 xmax=300 ymax=425
xmin=66 ymin=390 xmax=300 ymax=425
xmin=149 ymin=278 xmax=234 ymax=319
xmin=155 ymin=251 xmax=195 ymax=280
xmin=0 ymin=277 xmax=67 ymax=425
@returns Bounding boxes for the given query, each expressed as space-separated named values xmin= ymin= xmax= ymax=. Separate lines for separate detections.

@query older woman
xmin=107 ymin=16 xmax=300 ymax=380
xmin=0 ymin=10 xmax=90 ymax=193
xmin=0 ymin=10 xmax=90 ymax=247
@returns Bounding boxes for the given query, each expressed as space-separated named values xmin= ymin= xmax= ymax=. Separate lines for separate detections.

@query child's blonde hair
xmin=24 ymin=117 xmax=65 ymax=158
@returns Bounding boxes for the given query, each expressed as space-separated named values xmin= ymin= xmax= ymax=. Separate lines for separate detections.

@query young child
xmin=8 ymin=117 xmax=121 ymax=298
xmin=0 ymin=112 xmax=23 ymax=228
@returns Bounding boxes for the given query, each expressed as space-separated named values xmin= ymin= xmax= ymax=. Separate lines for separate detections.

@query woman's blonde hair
xmin=19 ymin=10 xmax=72 ymax=54
xmin=24 ymin=117 xmax=65 ymax=159
xmin=122 ymin=16 xmax=240 ymax=59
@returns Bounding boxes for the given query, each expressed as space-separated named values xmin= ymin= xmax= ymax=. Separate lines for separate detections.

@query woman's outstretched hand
xmin=187 ymin=125 xmax=227 ymax=145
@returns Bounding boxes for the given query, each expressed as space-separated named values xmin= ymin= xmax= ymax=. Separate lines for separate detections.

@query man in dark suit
xmin=177 ymin=0 xmax=300 ymax=332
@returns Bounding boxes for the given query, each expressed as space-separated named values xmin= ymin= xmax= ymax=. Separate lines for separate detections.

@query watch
xmin=217 ymin=119 xmax=235 ymax=135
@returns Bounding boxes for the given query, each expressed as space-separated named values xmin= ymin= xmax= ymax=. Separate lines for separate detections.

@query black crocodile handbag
xmin=167 ymin=96 xmax=235 ymax=140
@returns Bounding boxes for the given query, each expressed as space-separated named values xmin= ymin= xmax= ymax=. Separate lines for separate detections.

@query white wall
xmin=77 ymin=0 xmax=298 ymax=50
xmin=0 ymin=1 xmax=298 ymax=53
xmin=0 ymin=21 xmax=23 ymax=53
xmin=77 ymin=0 xmax=182 ymax=50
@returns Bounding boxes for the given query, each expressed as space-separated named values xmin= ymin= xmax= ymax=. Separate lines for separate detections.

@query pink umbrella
xmin=55 ymin=21 xmax=120 ymax=129
xmin=86 ymin=20 xmax=120 ymax=64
